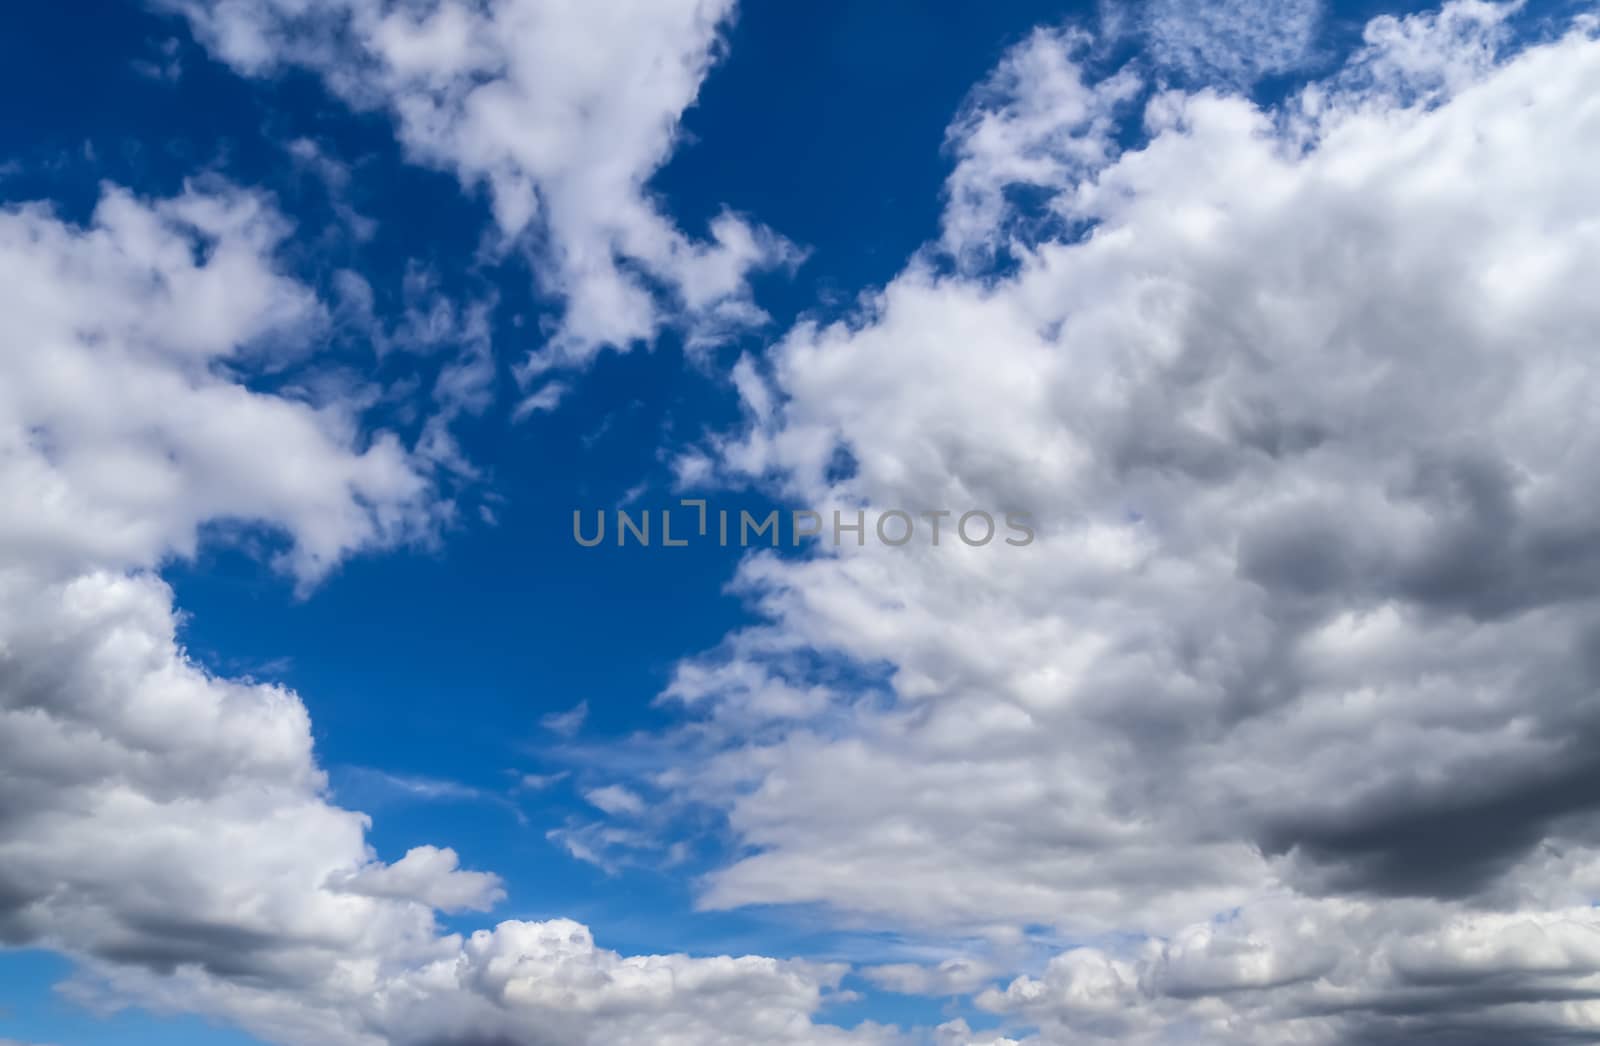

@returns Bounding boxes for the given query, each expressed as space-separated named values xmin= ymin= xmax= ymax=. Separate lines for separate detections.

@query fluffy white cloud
xmin=933 ymin=1023 xmax=1020 ymax=1046
xmin=72 ymin=916 xmax=886 ymax=1046
xmin=640 ymin=3 xmax=1600 ymax=1041
xmin=329 ymin=845 xmax=505 ymax=913
xmin=975 ymin=899 xmax=1600 ymax=1044
xmin=163 ymin=0 xmax=800 ymax=370
xmin=0 ymin=185 xmax=885 ymax=1045
xmin=0 ymin=184 xmax=433 ymax=586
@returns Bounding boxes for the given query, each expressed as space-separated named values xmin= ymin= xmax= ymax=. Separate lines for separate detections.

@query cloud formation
xmin=0 ymin=184 xmax=882 ymax=1045
xmin=645 ymin=3 xmax=1600 ymax=1041
xmin=164 ymin=0 xmax=800 ymax=371
xmin=10 ymin=2 xmax=1600 ymax=1043
xmin=0 ymin=184 xmax=432 ymax=586
xmin=1142 ymin=0 xmax=1324 ymax=84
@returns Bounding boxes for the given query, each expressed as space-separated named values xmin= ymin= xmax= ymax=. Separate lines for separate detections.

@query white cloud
xmin=540 ymin=699 xmax=588 ymax=737
xmin=865 ymin=958 xmax=1000 ymax=998
xmin=974 ymin=899 xmax=1600 ymax=1044
xmin=132 ymin=36 xmax=184 ymax=82
xmin=69 ymin=916 xmax=888 ymax=1046
xmin=164 ymin=0 xmax=801 ymax=371
xmin=516 ymin=770 xmax=569 ymax=792
xmin=0 ymin=184 xmax=888 ymax=1046
xmin=1141 ymin=0 xmax=1324 ymax=85
xmin=340 ymin=768 xmax=499 ymax=805
xmin=934 ymin=1022 xmax=1020 ymax=1046
xmin=328 ymin=845 xmax=506 ymax=912
xmin=0 ymin=183 xmax=434 ymax=587
xmin=512 ymin=380 xmax=570 ymax=421
xmin=1326 ymin=0 xmax=1522 ymax=103
xmin=585 ymin=785 xmax=647 ymax=817
xmin=941 ymin=28 xmax=1140 ymax=258
xmin=649 ymin=4 xmax=1600 ymax=1040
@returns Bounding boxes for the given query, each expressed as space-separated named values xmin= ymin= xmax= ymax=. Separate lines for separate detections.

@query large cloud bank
xmin=631 ymin=3 xmax=1600 ymax=1042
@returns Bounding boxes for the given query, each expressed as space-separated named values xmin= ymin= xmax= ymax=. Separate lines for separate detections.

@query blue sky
xmin=5 ymin=1 xmax=1600 ymax=1044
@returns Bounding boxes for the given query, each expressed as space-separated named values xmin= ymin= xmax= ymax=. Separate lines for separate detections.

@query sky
xmin=3 ymin=0 xmax=1600 ymax=1044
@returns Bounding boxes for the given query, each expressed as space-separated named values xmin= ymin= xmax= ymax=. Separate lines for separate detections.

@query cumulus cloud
xmin=0 ymin=184 xmax=434 ymax=586
xmin=330 ymin=845 xmax=505 ymax=913
xmin=70 ymin=917 xmax=885 ymax=1046
xmin=650 ymin=3 xmax=1600 ymax=1040
xmin=933 ymin=1022 xmax=1021 ymax=1046
xmin=163 ymin=0 xmax=801 ymax=371
xmin=975 ymin=899 xmax=1600 ymax=1044
xmin=0 ymin=184 xmax=884 ymax=1045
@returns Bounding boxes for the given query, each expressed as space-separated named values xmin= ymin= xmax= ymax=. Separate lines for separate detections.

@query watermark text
xmin=572 ymin=501 xmax=1036 ymax=549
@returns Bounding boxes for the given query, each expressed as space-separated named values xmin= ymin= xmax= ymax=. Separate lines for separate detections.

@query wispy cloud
xmin=1102 ymin=0 xmax=1324 ymax=85
xmin=584 ymin=785 xmax=646 ymax=817
xmin=540 ymin=700 xmax=589 ymax=738
xmin=337 ymin=768 xmax=528 ymax=825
